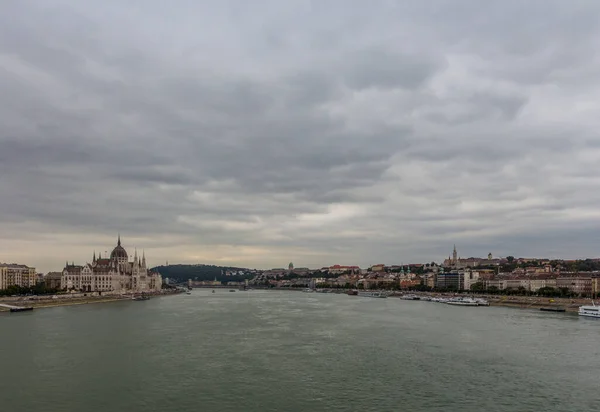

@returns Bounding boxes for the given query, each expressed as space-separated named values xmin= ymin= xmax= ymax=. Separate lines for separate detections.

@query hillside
xmin=150 ymin=264 xmax=255 ymax=283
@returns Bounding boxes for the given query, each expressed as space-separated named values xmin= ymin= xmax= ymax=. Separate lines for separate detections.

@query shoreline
xmin=0 ymin=292 xmax=182 ymax=312
xmin=388 ymin=291 xmax=587 ymax=313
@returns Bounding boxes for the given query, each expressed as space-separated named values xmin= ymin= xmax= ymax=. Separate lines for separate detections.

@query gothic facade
xmin=61 ymin=236 xmax=162 ymax=293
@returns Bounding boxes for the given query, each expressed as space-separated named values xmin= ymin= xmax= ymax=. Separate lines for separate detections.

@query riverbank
xmin=389 ymin=291 xmax=588 ymax=313
xmin=487 ymin=296 xmax=583 ymax=313
xmin=0 ymin=290 xmax=182 ymax=312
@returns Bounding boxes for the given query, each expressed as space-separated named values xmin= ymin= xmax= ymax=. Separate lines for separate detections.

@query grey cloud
xmin=1 ymin=0 xmax=600 ymax=271
xmin=342 ymin=48 xmax=445 ymax=91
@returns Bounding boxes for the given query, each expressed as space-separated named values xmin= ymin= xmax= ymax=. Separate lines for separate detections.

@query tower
xmin=452 ymin=244 xmax=458 ymax=265
xmin=288 ymin=262 xmax=294 ymax=271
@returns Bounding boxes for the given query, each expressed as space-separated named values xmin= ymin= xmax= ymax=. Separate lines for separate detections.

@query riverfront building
xmin=61 ymin=236 xmax=162 ymax=294
xmin=0 ymin=263 xmax=37 ymax=290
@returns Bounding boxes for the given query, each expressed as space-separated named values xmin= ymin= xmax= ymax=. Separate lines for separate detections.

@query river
xmin=1 ymin=289 xmax=599 ymax=411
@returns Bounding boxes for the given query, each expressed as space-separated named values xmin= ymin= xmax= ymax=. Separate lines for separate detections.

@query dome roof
xmin=110 ymin=236 xmax=128 ymax=260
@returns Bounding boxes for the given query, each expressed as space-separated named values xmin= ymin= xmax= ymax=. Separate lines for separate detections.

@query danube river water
xmin=1 ymin=290 xmax=600 ymax=412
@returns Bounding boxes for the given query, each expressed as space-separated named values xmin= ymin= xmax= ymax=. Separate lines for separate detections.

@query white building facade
xmin=61 ymin=236 xmax=162 ymax=294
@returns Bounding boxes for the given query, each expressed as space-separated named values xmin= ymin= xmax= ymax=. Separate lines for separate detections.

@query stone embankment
xmin=393 ymin=291 xmax=590 ymax=313
xmin=0 ymin=290 xmax=182 ymax=311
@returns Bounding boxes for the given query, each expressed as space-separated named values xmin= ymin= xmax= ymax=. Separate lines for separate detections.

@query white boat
xmin=303 ymin=288 xmax=314 ymax=293
xmin=400 ymin=294 xmax=420 ymax=300
xmin=186 ymin=291 xmax=192 ymax=295
xmin=446 ymin=297 xmax=479 ymax=306
xmin=474 ymin=298 xmax=489 ymax=306
xmin=357 ymin=291 xmax=388 ymax=298
xmin=579 ymin=301 xmax=600 ymax=318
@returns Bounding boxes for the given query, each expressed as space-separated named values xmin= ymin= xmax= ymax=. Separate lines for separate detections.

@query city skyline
xmin=5 ymin=237 xmax=600 ymax=274
xmin=2 ymin=1 xmax=600 ymax=272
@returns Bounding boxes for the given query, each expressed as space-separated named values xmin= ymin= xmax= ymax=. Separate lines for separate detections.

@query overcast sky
xmin=2 ymin=1 xmax=600 ymax=272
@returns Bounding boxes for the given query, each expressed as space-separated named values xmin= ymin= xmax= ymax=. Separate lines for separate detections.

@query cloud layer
xmin=2 ymin=0 xmax=600 ymax=271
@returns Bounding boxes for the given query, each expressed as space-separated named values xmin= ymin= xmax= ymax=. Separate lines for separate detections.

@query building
xmin=556 ymin=276 xmax=593 ymax=297
xmin=529 ymin=276 xmax=557 ymax=292
xmin=463 ymin=270 xmax=480 ymax=291
xmin=0 ymin=263 xmax=37 ymax=290
xmin=44 ymin=272 xmax=63 ymax=290
xmin=61 ymin=236 xmax=162 ymax=294
xmin=593 ymin=276 xmax=600 ymax=297
xmin=370 ymin=264 xmax=385 ymax=272
xmin=327 ymin=265 xmax=361 ymax=275
xmin=436 ymin=271 xmax=462 ymax=290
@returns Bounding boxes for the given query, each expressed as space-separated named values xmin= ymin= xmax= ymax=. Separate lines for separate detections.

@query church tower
xmin=452 ymin=244 xmax=458 ymax=266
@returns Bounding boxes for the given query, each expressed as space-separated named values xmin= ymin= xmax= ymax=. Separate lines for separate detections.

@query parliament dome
xmin=110 ymin=236 xmax=128 ymax=261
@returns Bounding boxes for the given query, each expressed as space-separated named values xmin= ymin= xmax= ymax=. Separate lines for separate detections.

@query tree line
xmin=0 ymin=284 xmax=60 ymax=297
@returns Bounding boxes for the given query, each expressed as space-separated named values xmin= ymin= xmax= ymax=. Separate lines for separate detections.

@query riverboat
xmin=579 ymin=302 xmax=600 ymax=318
xmin=10 ymin=306 xmax=34 ymax=312
xmin=446 ymin=298 xmax=479 ymax=306
xmin=540 ymin=307 xmax=565 ymax=312
xmin=357 ymin=291 xmax=387 ymax=298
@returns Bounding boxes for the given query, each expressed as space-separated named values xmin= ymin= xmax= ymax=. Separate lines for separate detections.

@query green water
xmin=1 ymin=290 xmax=599 ymax=411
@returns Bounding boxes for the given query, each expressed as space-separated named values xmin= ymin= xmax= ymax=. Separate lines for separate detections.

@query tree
xmin=506 ymin=256 xmax=515 ymax=263
xmin=487 ymin=286 xmax=500 ymax=294
xmin=470 ymin=282 xmax=485 ymax=292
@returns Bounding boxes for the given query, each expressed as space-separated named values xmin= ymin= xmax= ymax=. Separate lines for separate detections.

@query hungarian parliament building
xmin=62 ymin=236 xmax=162 ymax=293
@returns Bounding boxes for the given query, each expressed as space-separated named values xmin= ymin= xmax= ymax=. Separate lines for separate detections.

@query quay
xmin=0 ymin=303 xmax=34 ymax=313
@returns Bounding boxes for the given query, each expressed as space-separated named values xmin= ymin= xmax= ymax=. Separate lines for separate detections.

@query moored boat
xmin=446 ymin=297 xmax=479 ymax=306
xmin=10 ymin=306 xmax=33 ymax=312
xmin=540 ymin=307 xmax=565 ymax=312
xmin=347 ymin=290 xmax=358 ymax=296
xmin=357 ymin=291 xmax=387 ymax=298
xmin=400 ymin=294 xmax=420 ymax=300
xmin=579 ymin=301 xmax=600 ymax=318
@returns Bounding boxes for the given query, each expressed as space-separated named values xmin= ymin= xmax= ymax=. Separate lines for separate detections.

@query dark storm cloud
xmin=1 ymin=0 xmax=600 ymax=271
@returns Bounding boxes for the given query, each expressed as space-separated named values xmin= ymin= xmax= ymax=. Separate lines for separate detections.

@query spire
xmin=118 ymin=233 xmax=121 ymax=246
xmin=93 ymin=251 xmax=96 ymax=262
